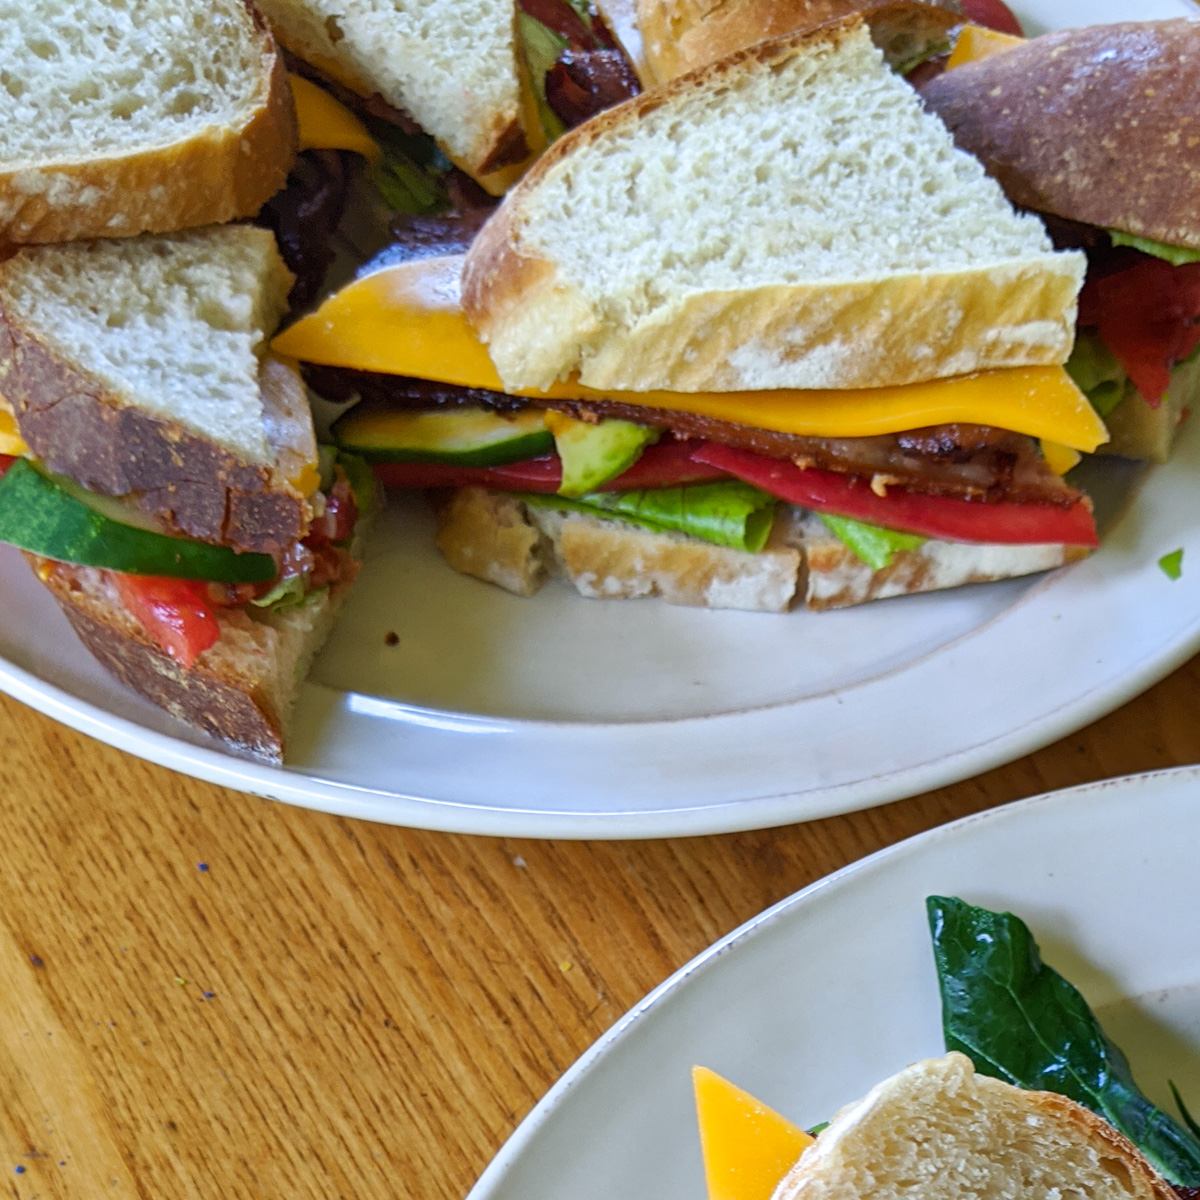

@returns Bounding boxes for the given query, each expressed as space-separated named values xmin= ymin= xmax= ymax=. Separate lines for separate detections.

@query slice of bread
xmin=254 ymin=0 xmax=530 ymax=186
xmin=636 ymin=0 xmax=959 ymax=85
xmin=463 ymin=19 xmax=1083 ymax=394
xmin=433 ymin=487 xmax=1086 ymax=611
xmin=772 ymin=1053 xmax=1174 ymax=1200
xmin=0 ymin=0 xmax=296 ymax=244
xmin=0 ymin=226 xmax=316 ymax=555
xmin=32 ymin=556 xmax=350 ymax=765
xmin=922 ymin=20 xmax=1200 ymax=251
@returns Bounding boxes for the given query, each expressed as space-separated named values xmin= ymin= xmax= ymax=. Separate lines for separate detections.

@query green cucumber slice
xmin=0 ymin=459 xmax=276 ymax=582
xmin=333 ymin=404 xmax=554 ymax=466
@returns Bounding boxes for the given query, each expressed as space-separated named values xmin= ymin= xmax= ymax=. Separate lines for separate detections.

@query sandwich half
xmin=923 ymin=19 xmax=1200 ymax=462
xmin=0 ymin=0 xmax=296 ymax=244
xmin=275 ymin=17 xmax=1102 ymax=613
xmin=694 ymin=1054 xmax=1176 ymax=1200
xmin=0 ymin=226 xmax=376 ymax=762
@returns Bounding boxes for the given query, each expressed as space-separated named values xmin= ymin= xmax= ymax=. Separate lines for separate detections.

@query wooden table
xmin=1 ymin=656 xmax=1198 ymax=1200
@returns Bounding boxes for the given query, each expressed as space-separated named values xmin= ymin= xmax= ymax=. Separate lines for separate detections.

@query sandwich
xmin=0 ymin=0 xmax=297 ymax=245
xmin=253 ymin=0 xmax=644 ymax=208
xmin=274 ymin=16 xmax=1105 ymax=614
xmin=922 ymin=19 xmax=1200 ymax=462
xmin=693 ymin=1053 xmax=1174 ymax=1200
xmin=0 ymin=226 xmax=376 ymax=763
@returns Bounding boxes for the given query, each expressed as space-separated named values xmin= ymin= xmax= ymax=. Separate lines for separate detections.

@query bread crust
xmin=922 ymin=20 xmax=1200 ymax=249
xmin=636 ymin=0 xmax=957 ymax=83
xmin=35 ymin=558 xmax=291 ymax=762
xmin=0 ymin=318 xmax=309 ymax=556
xmin=463 ymin=18 xmax=1081 ymax=393
xmin=0 ymin=4 xmax=297 ymax=245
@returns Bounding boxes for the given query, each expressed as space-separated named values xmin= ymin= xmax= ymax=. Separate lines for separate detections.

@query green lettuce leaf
xmin=523 ymin=481 xmax=778 ymax=552
xmin=251 ymin=573 xmax=314 ymax=611
xmin=928 ymin=896 xmax=1200 ymax=1186
xmin=518 ymin=12 xmax=568 ymax=143
xmin=1110 ymin=229 xmax=1200 ymax=267
xmin=818 ymin=512 xmax=925 ymax=570
xmin=373 ymin=147 xmax=448 ymax=215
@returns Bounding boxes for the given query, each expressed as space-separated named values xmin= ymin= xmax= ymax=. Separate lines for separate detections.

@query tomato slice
xmin=371 ymin=438 xmax=730 ymax=492
xmin=691 ymin=445 xmax=1098 ymax=546
xmin=112 ymin=574 xmax=222 ymax=669
xmin=959 ymin=0 xmax=1024 ymax=36
xmin=0 ymin=455 xmax=15 ymax=476
xmin=1080 ymin=259 xmax=1200 ymax=406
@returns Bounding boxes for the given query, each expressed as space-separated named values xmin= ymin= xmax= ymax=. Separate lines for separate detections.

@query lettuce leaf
xmin=1109 ymin=229 xmax=1200 ymax=267
xmin=818 ymin=512 xmax=926 ymax=570
xmin=523 ymin=481 xmax=778 ymax=552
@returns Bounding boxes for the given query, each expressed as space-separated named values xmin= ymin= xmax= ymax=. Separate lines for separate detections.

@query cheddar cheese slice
xmin=693 ymin=1066 xmax=814 ymax=1200
xmin=272 ymin=257 xmax=1108 ymax=452
xmin=289 ymin=74 xmax=381 ymax=162
xmin=946 ymin=25 xmax=1025 ymax=70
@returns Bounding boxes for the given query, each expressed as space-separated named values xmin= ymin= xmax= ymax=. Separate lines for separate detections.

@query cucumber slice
xmin=332 ymin=403 xmax=554 ymax=466
xmin=0 ymin=459 xmax=277 ymax=582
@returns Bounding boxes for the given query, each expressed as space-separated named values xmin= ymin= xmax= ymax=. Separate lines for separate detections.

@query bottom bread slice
xmin=435 ymin=488 xmax=1090 ymax=613
xmin=32 ymin=557 xmax=351 ymax=764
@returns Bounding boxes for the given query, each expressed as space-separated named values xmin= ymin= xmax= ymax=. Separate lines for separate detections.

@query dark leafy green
xmin=522 ymin=481 xmax=778 ymax=552
xmin=818 ymin=512 xmax=925 ymax=570
xmin=927 ymin=896 xmax=1200 ymax=1186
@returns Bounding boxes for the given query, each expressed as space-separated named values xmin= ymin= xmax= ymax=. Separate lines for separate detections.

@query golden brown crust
xmin=0 ymin=5 xmax=297 ymax=245
xmin=434 ymin=486 xmax=551 ymax=596
xmin=34 ymin=558 xmax=287 ymax=763
xmin=0 ymin=317 xmax=309 ymax=556
xmin=922 ymin=19 xmax=1200 ymax=249
xmin=637 ymin=0 xmax=956 ymax=83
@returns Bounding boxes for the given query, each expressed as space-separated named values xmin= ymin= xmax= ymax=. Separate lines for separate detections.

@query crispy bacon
xmin=305 ymin=368 xmax=1080 ymax=507
xmin=546 ymin=49 xmax=641 ymax=127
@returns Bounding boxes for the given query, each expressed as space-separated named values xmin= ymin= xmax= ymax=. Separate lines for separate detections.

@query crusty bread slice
xmin=922 ymin=21 xmax=1200 ymax=251
xmin=433 ymin=488 xmax=1086 ymax=611
xmin=254 ymin=0 xmax=530 ymax=186
xmin=0 ymin=226 xmax=316 ymax=555
xmin=32 ymin=556 xmax=349 ymax=765
xmin=0 ymin=0 xmax=296 ymax=244
xmin=636 ymin=0 xmax=959 ymax=84
xmin=772 ymin=1053 xmax=1174 ymax=1200
xmin=463 ymin=19 xmax=1083 ymax=394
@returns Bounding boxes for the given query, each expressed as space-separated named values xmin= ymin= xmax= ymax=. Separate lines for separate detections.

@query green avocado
xmin=0 ymin=458 xmax=277 ymax=582
xmin=549 ymin=414 xmax=660 ymax=497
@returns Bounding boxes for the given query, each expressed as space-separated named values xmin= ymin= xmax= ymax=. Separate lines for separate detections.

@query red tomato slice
xmin=691 ymin=445 xmax=1098 ymax=547
xmin=1080 ymin=259 xmax=1200 ymax=406
xmin=960 ymin=0 xmax=1024 ymax=36
xmin=371 ymin=438 xmax=729 ymax=493
xmin=112 ymin=574 xmax=222 ymax=669
xmin=0 ymin=455 xmax=15 ymax=476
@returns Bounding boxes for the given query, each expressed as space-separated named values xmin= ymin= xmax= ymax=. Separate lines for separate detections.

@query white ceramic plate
xmin=467 ymin=766 xmax=1200 ymax=1199
xmin=0 ymin=0 xmax=1196 ymax=836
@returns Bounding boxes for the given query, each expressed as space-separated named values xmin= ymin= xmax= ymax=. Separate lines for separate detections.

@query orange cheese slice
xmin=946 ymin=24 xmax=1025 ymax=70
xmin=272 ymin=257 xmax=1108 ymax=452
xmin=289 ymin=74 xmax=381 ymax=162
xmin=694 ymin=1067 xmax=814 ymax=1200
xmin=0 ymin=403 xmax=28 ymax=457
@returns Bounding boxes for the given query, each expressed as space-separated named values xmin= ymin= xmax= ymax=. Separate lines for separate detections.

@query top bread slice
xmin=254 ymin=0 xmax=531 ymax=187
xmin=636 ymin=0 xmax=960 ymax=84
xmin=922 ymin=20 xmax=1200 ymax=251
xmin=0 ymin=0 xmax=296 ymax=245
xmin=773 ymin=1053 xmax=1175 ymax=1200
xmin=0 ymin=225 xmax=316 ymax=556
xmin=463 ymin=18 xmax=1084 ymax=394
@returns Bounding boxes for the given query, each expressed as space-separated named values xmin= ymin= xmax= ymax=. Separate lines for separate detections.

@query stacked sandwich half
xmin=0 ymin=0 xmax=380 ymax=761
xmin=278 ymin=15 xmax=1105 ymax=612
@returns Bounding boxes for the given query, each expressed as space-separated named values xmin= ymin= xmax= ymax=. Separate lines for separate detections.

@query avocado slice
xmin=546 ymin=413 xmax=660 ymax=497
xmin=0 ymin=459 xmax=276 ymax=582
xmin=333 ymin=403 xmax=554 ymax=467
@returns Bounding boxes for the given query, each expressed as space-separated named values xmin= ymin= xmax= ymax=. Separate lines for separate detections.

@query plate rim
xmin=464 ymin=764 xmax=1200 ymax=1195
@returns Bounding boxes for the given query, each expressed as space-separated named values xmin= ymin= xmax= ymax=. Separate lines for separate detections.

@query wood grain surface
xmin=1 ymin=655 xmax=1199 ymax=1199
